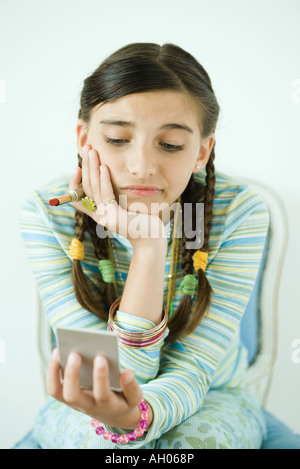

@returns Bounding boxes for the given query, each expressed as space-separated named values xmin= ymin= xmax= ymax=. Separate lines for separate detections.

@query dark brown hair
xmin=72 ymin=43 xmax=220 ymax=344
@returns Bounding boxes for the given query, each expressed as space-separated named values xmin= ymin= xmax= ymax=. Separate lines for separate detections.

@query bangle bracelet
xmin=91 ymin=399 xmax=150 ymax=444
xmin=107 ymin=297 xmax=168 ymax=347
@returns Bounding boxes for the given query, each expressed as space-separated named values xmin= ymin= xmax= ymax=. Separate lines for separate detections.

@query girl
xmin=16 ymin=42 xmax=269 ymax=449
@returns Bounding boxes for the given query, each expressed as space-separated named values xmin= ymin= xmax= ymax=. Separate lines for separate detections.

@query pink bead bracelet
xmin=91 ymin=399 xmax=149 ymax=444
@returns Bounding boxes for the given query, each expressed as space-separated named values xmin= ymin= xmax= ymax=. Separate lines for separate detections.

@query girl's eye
xmin=105 ymin=137 xmax=184 ymax=152
xmin=160 ymin=143 xmax=184 ymax=152
xmin=105 ymin=137 xmax=128 ymax=145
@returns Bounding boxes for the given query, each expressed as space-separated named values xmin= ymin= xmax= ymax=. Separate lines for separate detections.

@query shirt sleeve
xmin=109 ymin=185 xmax=270 ymax=448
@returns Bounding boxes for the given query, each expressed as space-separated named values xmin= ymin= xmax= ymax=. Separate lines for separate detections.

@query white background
xmin=0 ymin=0 xmax=299 ymax=449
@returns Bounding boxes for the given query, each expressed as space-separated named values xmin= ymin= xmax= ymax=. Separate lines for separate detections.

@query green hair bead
xmin=180 ymin=274 xmax=197 ymax=296
xmin=98 ymin=259 xmax=116 ymax=283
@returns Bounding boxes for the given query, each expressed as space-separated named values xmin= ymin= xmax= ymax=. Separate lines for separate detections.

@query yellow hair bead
xmin=69 ymin=238 xmax=84 ymax=261
xmin=193 ymin=250 xmax=208 ymax=272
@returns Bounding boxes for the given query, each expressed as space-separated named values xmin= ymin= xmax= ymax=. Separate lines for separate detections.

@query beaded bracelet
xmin=107 ymin=297 xmax=168 ymax=347
xmin=91 ymin=399 xmax=149 ymax=444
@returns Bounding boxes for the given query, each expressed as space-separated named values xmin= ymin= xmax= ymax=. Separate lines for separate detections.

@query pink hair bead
xmin=95 ymin=426 xmax=105 ymax=435
xmin=103 ymin=431 xmax=112 ymax=440
xmin=119 ymin=434 xmax=129 ymax=444
xmin=91 ymin=419 xmax=100 ymax=428
xmin=134 ymin=427 xmax=144 ymax=437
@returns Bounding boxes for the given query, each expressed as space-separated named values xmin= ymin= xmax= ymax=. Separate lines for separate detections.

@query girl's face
xmin=77 ymin=90 xmax=215 ymax=221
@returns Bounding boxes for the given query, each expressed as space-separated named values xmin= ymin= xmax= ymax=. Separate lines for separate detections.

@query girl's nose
xmin=127 ymin=147 xmax=157 ymax=179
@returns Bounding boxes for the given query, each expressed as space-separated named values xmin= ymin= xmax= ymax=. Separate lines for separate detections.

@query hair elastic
xmin=193 ymin=250 xmax=208 ymax=272
xmin=98 ymin=259 xmax=116 ymax=283
xmin=180 ymin=274 xmax=197 ymax=296
xmin=69 ymin=238 xmax=84 ymax=261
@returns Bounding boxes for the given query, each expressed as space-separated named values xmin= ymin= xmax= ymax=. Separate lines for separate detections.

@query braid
xmin=71 ymin=212 xmax=117 ymax=322
xmin=166 ymin=146 xmax=216 ymax=344
xmin=188 ymin=146 xmax=216 ymax=333
xmin=86 ymin=217 xmax=118 ymax=309
xmin=166 ymin=176 xmax=195 ymax=342
xmin=201 ymin=146 xmax=216 ymax=252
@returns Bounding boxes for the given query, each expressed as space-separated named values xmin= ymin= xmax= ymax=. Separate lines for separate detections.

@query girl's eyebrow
xmin=99 ymin=119 xmax=193 ymax=134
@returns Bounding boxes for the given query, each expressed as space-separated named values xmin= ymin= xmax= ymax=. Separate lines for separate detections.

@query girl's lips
xmin=123 ymin=185 xmax=161 ymax=190
xmin=124 ymin=188 xmax=161 ymax=196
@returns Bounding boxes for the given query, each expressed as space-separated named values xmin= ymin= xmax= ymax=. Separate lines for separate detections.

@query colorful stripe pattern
xmin=19 ymin=169 xmax=270 ymax=448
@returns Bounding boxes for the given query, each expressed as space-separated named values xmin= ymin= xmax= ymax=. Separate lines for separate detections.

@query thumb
xmin=121 ymin=369 xmax=143 ymax=408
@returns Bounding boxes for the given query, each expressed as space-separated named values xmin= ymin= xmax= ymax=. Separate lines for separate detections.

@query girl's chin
xmin=117 ymin=200 xmax=165 ymax=220
xmin=116 ymin=191 xmax=176 ymax=221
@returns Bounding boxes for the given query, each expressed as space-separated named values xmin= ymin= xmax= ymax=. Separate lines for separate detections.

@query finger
xmin=68 ymin=166 xmax=83 ymax=209
xmin=46 ymin=348 xmax=64 ymax=402
xmin=68 ymin=166 xmax=91 ymax=214
xmin=62 ymin=352 xmax=93 ymax=409
xmin=93 ymin=355 xmax=112 ymax=404
xmin=120 ymin=369 xmax=143 ymax=408
xmin=88 ymin=149 xmax=102 ymax=206
xmin=81 ymin=145 xmax=93 ymax=200
xmin=68 ymin=166 xmax=82 ymax=192
xmin=99 ymin=164 xmax=117 ymax=207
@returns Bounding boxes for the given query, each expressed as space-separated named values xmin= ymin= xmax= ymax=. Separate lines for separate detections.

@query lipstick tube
xmin=49 ymin=186 xmax=85 ymax=206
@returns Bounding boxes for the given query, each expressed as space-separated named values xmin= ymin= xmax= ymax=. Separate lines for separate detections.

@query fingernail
xmin=95 ymin=355 xmax=107 ymax=369
xmin=68 ymin=352 xmax=80 ymax=365
xmin=123 ymin=370 xmax=135 ymax=385
xmin=52 ymin=348 xmax=59 ymax=360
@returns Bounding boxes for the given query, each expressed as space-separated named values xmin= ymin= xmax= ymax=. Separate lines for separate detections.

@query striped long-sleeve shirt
xmin=19 ymin=169 xmax=270 ymax=449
